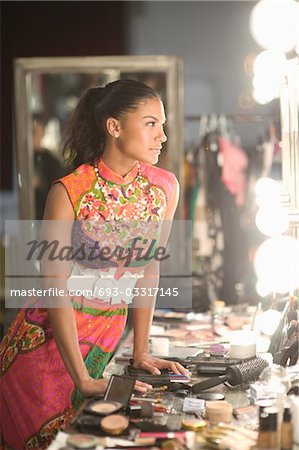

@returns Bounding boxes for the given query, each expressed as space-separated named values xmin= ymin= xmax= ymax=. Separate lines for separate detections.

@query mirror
xmin=14 ymin=56 xmax=184 ymax=220
xmin=13 ymin=54 xmax=299 ymax=307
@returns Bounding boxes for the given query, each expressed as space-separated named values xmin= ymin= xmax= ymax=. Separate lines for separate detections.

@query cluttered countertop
xmin=47 ymin=304 xmax=299 ymax=450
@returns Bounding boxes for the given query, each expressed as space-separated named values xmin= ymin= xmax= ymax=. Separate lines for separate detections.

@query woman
xmin=0 ymin=79 xmax=188 ymax=449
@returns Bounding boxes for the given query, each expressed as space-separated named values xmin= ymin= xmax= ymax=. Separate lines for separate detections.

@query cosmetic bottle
xmin=257 ymin=407 xmax=279 ymax=449
xmin=280 ymin=407 xmax=293 ymax=450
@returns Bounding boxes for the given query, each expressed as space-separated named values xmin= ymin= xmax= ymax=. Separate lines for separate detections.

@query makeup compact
xmin=66 ymin=434 xmax=98 ymax=449
xmin=104 ymin=375 xmax=135 ymax=406
xmin=84 ymin=400 xmax=123 ymax=416
xmin=100 ymin=414 xmax=129 ymax=435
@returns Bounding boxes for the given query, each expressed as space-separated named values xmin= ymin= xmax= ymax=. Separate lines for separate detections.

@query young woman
xmin=0 ymin=79 xmax=188 ymax=449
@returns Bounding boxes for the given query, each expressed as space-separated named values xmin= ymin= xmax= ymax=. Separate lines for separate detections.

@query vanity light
xmin=255 ymin=205 xmax=289 ymax=237
xmin=253 ymin=50 xmax=287 ymax=79
xmin=249 ymin=0 xmax=299 ymax=104
xmin=250 ymin=0 xmax=299 ymax=54
xmin=252 ymin=50 xmax=287 ymax=104
xmin=254 ymin=235 xmax=299 ymax=294
xmin=256 ymin=309 xmax=282 ymax=336
xmin=255 ymin=279 xmax=272 ymax=298
xmin=254 ymin=177 xmax=282 ymax=208
xmin=252 ymin=83 xmax=278 ymax=105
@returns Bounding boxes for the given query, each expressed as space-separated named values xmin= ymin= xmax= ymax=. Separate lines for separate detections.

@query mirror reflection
xmin=15 ymin=56 xmax=285 ymax=308
xmin=29 ymin=71 xmax=170 ymax=220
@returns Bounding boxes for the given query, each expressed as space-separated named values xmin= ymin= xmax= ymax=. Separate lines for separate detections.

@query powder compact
xmin=100 ymin=414 xmax=129 ymax=435
xmin=85 ymin=400 xmax=123 ymax=416
xmin=66 ymin=433 xmax=98 ymax=449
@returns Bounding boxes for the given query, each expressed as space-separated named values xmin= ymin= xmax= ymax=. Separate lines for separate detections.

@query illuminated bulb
xmin=250 ymin=0 xmax=299 ymax=53
xmin=252 ymin=86 xmax=277 ymax=105
xmin=255 ymin=205 xmax=289 ymax=236
xmin=258 ymin=309 xmax=281 ymax=335
xmin=254 ymin=236 xmax=299 ymax=294
xmin=255 ymin=279 xmax=274 ymax=298
xmin=254 ymin=177 xmax=281 ymax=207
xmin=253 ymin=50 xmax=287 ymax=79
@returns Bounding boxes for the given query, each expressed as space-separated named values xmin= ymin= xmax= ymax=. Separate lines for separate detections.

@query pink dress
xmin=0 ymin=160 xmax=176 ymax=449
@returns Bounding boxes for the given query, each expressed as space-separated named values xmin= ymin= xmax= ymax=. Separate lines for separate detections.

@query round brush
xmin=191 ymin=357 xmax=269 ymax=393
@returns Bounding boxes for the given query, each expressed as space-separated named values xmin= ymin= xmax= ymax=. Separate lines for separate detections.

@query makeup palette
xmin=85 ymin=400 xmax=123 ymax=416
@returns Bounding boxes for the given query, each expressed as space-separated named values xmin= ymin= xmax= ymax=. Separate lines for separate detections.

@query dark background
xmin=1 ymin=1 xmax=125 ymax=190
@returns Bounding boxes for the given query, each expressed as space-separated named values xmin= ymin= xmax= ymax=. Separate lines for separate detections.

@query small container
xmin=151 ymin=337 xmax=170 ymax=356
xmin=257 ymin=399 xmax=274 ymax=416
xmin=205 ymin=401 xmax=233 ymax=424
xmin=280 ymin=407 xmax=293 ymax=450
xmin=229 ymin=330 xmax=256 ymax=359
xmin=257 ymin=407 xmax=278 ymax=449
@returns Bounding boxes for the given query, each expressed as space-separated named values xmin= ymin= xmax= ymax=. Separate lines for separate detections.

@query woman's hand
xmin=132 ymin=352 xmax=191 ymax=377
xmin=78 ymin=377 xmax=109 ymax=397
xmin=79 ymin=376 xmax=152 ymax=397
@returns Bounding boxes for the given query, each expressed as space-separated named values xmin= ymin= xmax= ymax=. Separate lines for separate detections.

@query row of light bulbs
xmin=253 ymin=178 xmax=299 ymax=297
xmin=249 ymin=0 xmax=299 ymax=105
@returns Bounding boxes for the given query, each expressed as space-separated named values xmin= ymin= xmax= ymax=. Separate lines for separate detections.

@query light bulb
xmin=254 ymin=177 xmax=281 ymax=207
xmin=252 ymin=85 xmax=277 ymax=105
xmin=258 ymin=309 xmax=281 ymax=335
xmin=255 ymin=279 xmax=272 ymax=297
xmin=253 ymin=50 xmax=287 ymax=79
xmin=250 ymin=0 xmax=299 ymax=53
xmin=255 ymin=205 xmax=289 ymax=236
xmin=254 ymin=236 xmax=299 ymax=294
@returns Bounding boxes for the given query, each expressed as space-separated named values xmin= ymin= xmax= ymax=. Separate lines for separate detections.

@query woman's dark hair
xmin=61 ymin=79 xmax=160 ymax=167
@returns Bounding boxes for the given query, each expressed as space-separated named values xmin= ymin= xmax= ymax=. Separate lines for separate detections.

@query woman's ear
xmin=106 ymin=117 xmax=121 ymax=138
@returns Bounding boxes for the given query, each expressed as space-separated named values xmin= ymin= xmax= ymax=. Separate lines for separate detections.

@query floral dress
xmin=0 ymin=159 xmax=177 ymax=449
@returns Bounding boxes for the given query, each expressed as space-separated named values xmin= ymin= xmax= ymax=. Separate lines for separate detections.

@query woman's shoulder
xmin=59 ymin=162 xmax=93 ymax=183
xmin=140 ymin=162 xmax=179 ymax=206
xmin=53 ymin=163 xmax=95 ymax=210
xmin=140 ymin=162 xmax=178 ymax=187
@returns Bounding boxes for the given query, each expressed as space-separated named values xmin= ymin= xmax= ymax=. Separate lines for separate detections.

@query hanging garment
xmin=218 ymin=136 xmax=248 ymax=207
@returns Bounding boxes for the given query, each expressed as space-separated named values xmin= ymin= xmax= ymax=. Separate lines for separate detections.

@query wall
xmin=1 ymin=1 xmax=125 ymax=190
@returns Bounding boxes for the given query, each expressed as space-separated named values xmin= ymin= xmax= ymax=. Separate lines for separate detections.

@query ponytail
xmin=61 ymin=86 xmax=106 ymax=167
xmin=60 ymin=79 xmax=159 ymax=168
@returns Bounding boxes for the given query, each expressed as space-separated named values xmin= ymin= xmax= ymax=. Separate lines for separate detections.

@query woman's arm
xmin=131 ymin=177 xmax=190 ymax=376
xmin=42 ymin=183 xmax=108 ymax=395
xmin=42 ymin=184 xmax=150 ymax=395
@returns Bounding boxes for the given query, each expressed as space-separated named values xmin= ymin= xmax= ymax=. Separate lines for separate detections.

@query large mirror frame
xmin=14 ymin=56 xmax=184 ymax=219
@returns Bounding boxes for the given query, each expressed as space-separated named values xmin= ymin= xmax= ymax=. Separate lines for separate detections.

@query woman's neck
xmin=101 ymin=150 xmax=138 ymax=178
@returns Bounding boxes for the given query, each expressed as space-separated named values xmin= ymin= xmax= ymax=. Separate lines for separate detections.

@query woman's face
xmin=114 ymin=97 xmax=167 ymax=165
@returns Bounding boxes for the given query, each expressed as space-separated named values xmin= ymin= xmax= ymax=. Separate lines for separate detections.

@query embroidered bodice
xmin=59 ymin=159 xmax=176 ymax=221
xmin=57 ymin=160 xmax=177 ymax=305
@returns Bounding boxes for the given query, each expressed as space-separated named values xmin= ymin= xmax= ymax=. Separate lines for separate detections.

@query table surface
xmin=62 ymin=312 xmax=272 ymax=449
